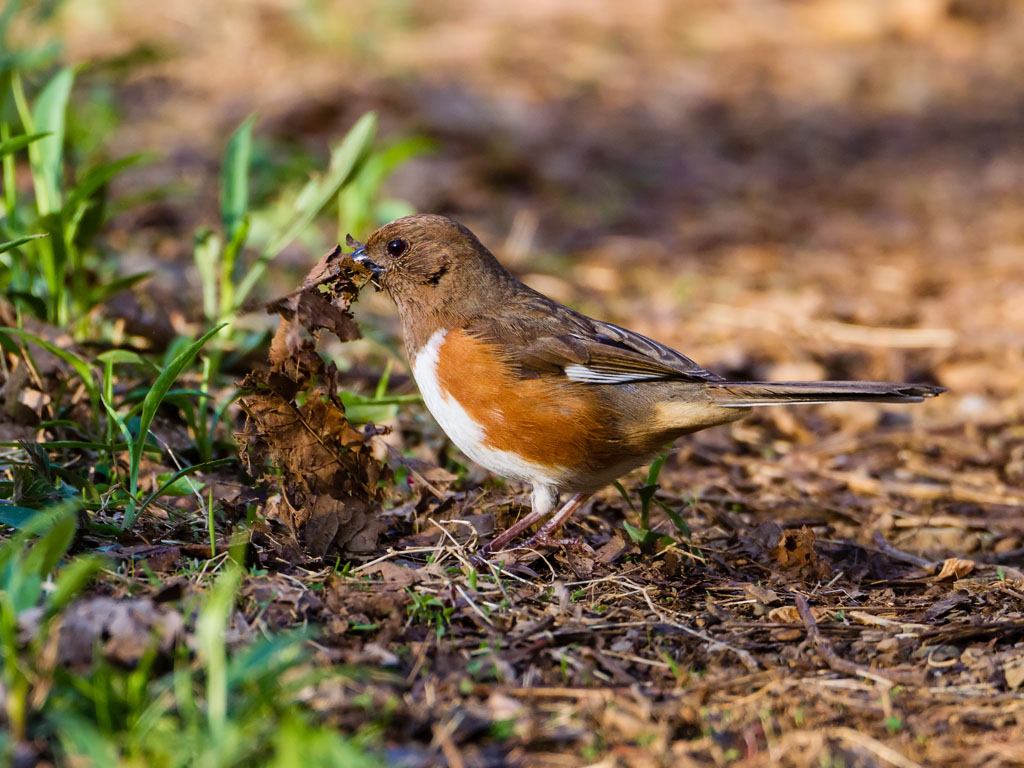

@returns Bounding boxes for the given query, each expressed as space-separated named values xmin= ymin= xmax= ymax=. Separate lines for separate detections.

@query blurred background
xmin=7 ymin=0 xmax=1024 ymax=425
xmin=6 ymin=6 xmax=1024 ymax=763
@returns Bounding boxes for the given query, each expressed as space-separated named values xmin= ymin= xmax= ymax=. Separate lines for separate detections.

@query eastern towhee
xmin=350 ymin=215 xmax=944 ymax=555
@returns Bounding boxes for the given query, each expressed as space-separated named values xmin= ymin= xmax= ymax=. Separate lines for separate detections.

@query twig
xmin=405 ymin=633 xmax=435 ymax=685
xmin=431 ymin=715 xmax=466 ymax=768
xmin=794 ymin=593 xmax=920 ymax=686
xmin=846 ymin=610 xmax=928 ymax=632
xmin=508 ymin=686 xmax=629 ymax=702
xmin=380 ymin=440 xmax=447 ymax=499
xmin=453 ymin=582 xmax=495 ymax=629
xmin=870 ymin=532 xmax=933 ymax=569
xmin=828 ymin=727 xmax=923 ymax=768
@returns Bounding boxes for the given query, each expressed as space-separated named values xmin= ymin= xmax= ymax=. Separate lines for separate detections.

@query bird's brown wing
xmin=468 ymin=293 xmax=724 ymax=384
xmin=577 ymin=317 xmax=724 ymax=383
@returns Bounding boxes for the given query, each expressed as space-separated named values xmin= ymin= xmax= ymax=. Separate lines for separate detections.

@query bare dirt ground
xmin=17 ymin=1 xmax=1024 ymax=765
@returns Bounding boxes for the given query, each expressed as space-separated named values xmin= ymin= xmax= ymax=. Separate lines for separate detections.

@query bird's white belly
xmin=411 ymin=329 xmax=566 ymax=487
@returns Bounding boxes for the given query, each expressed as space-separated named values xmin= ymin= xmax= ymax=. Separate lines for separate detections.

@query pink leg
xmin=477 ymin=489 xmax=593 ymax=559
xmin=477 ymin=485 xmax=557 ymax=556
xmin=478 ymin=505 xmax=551 ymax=556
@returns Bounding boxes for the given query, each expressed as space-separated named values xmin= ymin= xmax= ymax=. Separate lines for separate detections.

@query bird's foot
xmin=470 ymin=534 xmax=593 ymax=566
xmin=470 ymin=492 xmax=594 ymax=564
xmin=521 ymin=532 xmax=595 ymax=554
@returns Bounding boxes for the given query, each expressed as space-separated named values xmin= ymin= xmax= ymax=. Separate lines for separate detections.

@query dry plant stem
xmin=870 ymin=531 xmax=933 ymax=569
xmin=432 ymin=719 xmax=466 ymax=768
xmin=793 ymin=593 xmax=921 ymax=686
xmin=827 ymin=728 xmax=924 ymax=768
xmin=478 ymin=492 xmax=589 ymax=556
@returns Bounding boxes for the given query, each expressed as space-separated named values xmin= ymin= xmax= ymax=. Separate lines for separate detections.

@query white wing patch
xmin=563 ymin=363 xmax=663 ymax=384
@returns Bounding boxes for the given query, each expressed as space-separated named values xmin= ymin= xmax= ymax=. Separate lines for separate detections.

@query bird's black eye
xmin=386 ymin=238 xmax=408 ymax=258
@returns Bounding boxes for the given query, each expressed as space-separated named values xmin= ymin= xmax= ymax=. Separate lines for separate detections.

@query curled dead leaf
xmin=769 ymin=526 xmax=831 ymax=580
xmin=767 ymin=605 xmax=824 ymax=624
xmin=363 ymin=561 xmax=424 ymax=589
xmin=265 ymin=245 xmax=366 ymax=364
xmin=237 ymin=248 xmax=389 ymax=561
xmin=934 ymin=557 xmax=975 ymax=581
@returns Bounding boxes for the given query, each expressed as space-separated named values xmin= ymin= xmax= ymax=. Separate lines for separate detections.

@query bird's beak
xmin=347 ymin=235 xmax=382 ymax=275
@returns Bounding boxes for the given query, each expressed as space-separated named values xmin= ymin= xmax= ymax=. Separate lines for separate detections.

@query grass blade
xmin=233 ymin=112 xmax=377 ymax=309
xmin=123 ymin=323 xmax=227 ymax=529
xmin=0 ymin=131 xmax=49 ymax=158
xmin=26 ymin=67 xmax=74 ymax=215
xmin=135 ymin=457 xmax=236 ymax=519
xmin=0 ymin=503 xmax=78 ymax=588
xmin=95 ymin=348 xmax=161 ymax=374
xmin=45 ymin=554 xmax=105 ymax=616
xmin=23 ymin=511 xmax=77 ymax=579
xmin=193 ymin=229 xmax=222 ymax=322
xmin=0 ymin=233 xmax=46 ymax=254
xmin=0 ymin=440 xmax=131 ymax=451
xmin=83 ymin=271 xmax=152 ymax=313
xmin=270 ymin=111 xmax=377 ymax=253
xmin=221 ymin=115 xmax=255 ymax=242
xmin=0 ymin=504 xmax=41 ymax=530
xmin=197 ymin=566 xmax=241 ymax=746
xmin=64 ymin=153 xmax=148 ymax=216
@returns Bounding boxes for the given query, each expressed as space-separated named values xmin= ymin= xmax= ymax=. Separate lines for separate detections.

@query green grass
xmin=0 ymin=323 xmax=228 ymax=528
xmin=0 ymin=510 xmax=383 ymax=766
xmin=0 ymin=4 xmax=427 ymax=762
xmin=0 ymin=27 xmax=421 ymax=531
xmin=614 ymin=450 xmax=694 ymax=551
xmin=406 ymin=588 xmax=455 ymax=638
xmin=3 ymin=65 xmax=150 ymax=333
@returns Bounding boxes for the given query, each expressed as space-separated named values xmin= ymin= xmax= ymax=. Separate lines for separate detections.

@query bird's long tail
xmin=705 ymin=380 xmax=945 ymax=407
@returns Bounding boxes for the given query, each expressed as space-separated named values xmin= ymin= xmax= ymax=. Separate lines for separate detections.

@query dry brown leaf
xmin=237 ymin=249 xmax=389 ymax=560
xmin=595 ymin=534 xmax=629 ymax=564
xmin=323 ymin=571 xmax=410 ymax=622
xmin=238 ymin=389 xmax=387 ymax=557
xmin=875 ymin=637 xmax=900 ymax=653
xmin=934 ymin=557 xmax=976 ymax=581
xmin=365 ymin=561 xmax=424 ymax=589
xmin=768 ymin=606 xmax=800 ymax=623
xmin=744 ymin=583 xmax=780 ymax=607
xmin=1004 ymin=656 xmax=1024 ymax=690
xmin=767 ymin=605 xmax=824 ymax=624
xmin=265 ymin=245 xmax=364 ymax=361
xmin=118 ymin=544 xmax=183 ymax=572
xmin=20 ymin=598 xmax=184 ymax=669
xmin=0 ymin=421 xmax=36 ymax=443
xmin=769 ymin=526 xmax=831 ymax=579
xmin=769 ymin=627 xmax=804 ymax=642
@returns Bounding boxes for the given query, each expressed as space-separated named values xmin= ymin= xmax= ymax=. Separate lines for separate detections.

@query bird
xmin=348 ymin=214 xmax=945 ymax=556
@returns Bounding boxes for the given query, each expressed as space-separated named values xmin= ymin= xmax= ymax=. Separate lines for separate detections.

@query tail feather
xmin=706 ymin=380 xmax=946 ymax=407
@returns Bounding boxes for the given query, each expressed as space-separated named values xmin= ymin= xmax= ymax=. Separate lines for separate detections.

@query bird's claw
xmin=521 ymin=533 xmax=594 ymax=554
